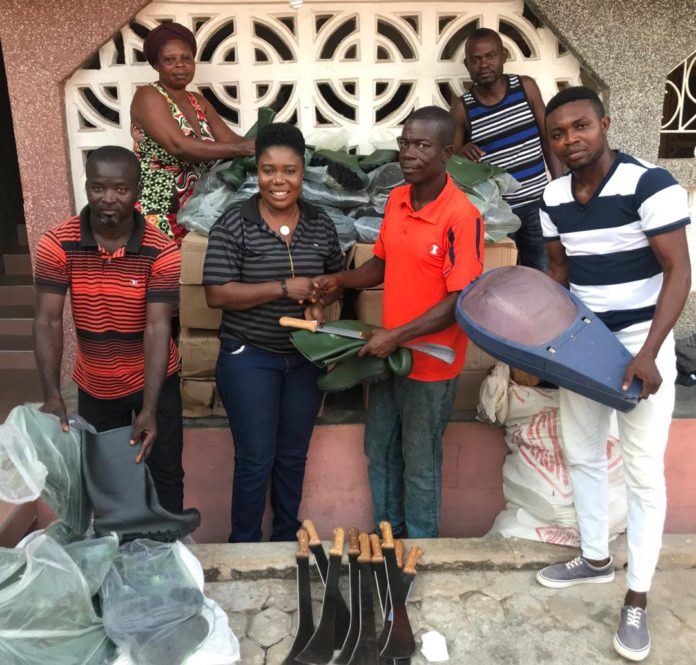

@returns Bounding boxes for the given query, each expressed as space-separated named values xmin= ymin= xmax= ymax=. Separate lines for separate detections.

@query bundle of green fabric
xmin=289 ymin=319 xmax=412 ymax=392
xmin=217 ymin=106 xmax=276 ymax=190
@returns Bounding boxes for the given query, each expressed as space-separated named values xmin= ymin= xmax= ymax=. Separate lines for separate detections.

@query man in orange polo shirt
xmin=316 ymin=106 xmax=484 ymax=537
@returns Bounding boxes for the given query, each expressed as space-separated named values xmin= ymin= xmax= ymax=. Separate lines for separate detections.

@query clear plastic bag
xmin=0 ymin=420 xmax=47 ymax=503
xmin=452 ymin=172 xmax=522 ymax=241
xmin=178 ymin=164 xmax=258 ymax=235
xmin=0 ymin=534 xmax=115 ymax=665
xmin=354 ymin=216 xmax=383 ymax=243
xmin=110 ymin=542 xmax=240 ymax=665
xmin=100 ymin=540 xmax=208 ymax=665
xmin=322 ymin=207 xmax=358 ymax=251
xmin=1 ymin=406 xmax=91 ymax=535
xmin=18 ymin=522 xmax=118 ymax=597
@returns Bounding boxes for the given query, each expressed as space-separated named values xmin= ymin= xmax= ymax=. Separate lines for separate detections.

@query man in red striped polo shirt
xmin=33 ymin=146 xmax=185 ymax=512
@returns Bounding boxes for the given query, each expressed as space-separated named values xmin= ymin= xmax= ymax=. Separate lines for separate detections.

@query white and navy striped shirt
xmin=461 ymin=75 xmax=548 ymax=208
xmin=540 ymin=151 xmax=690 ymax=331
xmin=203 ymin=195 xmax=344 ymax=353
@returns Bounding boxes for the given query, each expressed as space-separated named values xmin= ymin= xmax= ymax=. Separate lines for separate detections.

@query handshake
xmin=282 ymin=273 xmax=344 ymax=318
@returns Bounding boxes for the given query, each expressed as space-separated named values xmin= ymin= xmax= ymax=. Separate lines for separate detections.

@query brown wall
xmin=0 ymin=1 xmax=149 ymax=249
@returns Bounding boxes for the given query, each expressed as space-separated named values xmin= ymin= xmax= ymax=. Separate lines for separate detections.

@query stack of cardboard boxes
xmin=179 ymin=232 xmax=226 ymax=418
xmin=178 ymin=232 xmax=516 ymax=416
xmin=178 ymin=231 xmax=342 ymax=417
xmin=349 ymin=239 xmax=518 ymax=411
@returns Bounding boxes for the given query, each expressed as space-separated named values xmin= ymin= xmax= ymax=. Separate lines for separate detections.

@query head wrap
xmin=143 ymin=22 xmax=197 ymax=68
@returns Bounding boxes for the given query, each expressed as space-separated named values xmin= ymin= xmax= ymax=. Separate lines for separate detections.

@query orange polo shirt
xmin=373 ymin=175 xmax=484 ymax=381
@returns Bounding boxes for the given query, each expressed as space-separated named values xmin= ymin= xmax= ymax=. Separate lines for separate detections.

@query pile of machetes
xmin=283 ymin=519 xmax=422 ymax=665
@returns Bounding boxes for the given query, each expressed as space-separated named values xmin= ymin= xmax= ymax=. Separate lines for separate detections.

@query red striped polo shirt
xmin=34 ymin=208 xmax=180 ymax=399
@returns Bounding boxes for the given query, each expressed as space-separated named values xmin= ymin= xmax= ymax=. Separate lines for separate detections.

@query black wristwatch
xmin=280 ymin=278 xmax=288 ymax=297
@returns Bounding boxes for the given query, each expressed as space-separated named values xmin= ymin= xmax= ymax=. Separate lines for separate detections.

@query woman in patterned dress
xmin=131 ymin=23 xmax=255 ymax=244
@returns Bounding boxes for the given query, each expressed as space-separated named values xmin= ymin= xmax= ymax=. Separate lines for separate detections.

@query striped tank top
xmin=461 ymin=75 xmax=548 ymax=208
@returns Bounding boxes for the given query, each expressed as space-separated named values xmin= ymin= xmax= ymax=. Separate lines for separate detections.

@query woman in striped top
xmin=204 ymin=123 xmax=344 ymax=543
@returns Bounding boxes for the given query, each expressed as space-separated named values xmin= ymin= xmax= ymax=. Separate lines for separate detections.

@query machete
xmin=346 ymin=532 xmax=380 ymax=665
xmin=298 ymin=527 xmax=345 ymax=665
xmin=378 ymin=540 xmax=405 ymax=665
xmin=379 ymin=522 xmax=415 ymax=660
xmin=333 ymin=527 xmax=361 ymax=665
xmin=282 ymin=528 xmax=315 ymax=665
xmin=279 ymin=317 xmax=455 ymax=365
xmin=382 ymin=545 xmax=423 ymax=665
xmin=370 ymin=533 xmax=389 ymax=618
xmin=302 ymin=519 xmax=350 ymax=648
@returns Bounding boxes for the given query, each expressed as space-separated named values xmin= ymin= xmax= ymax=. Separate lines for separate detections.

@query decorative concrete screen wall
xmin=660 ymin=50 xmax=696 ymax=160
xmin=64 ymin=0 xmax=582 ymax=209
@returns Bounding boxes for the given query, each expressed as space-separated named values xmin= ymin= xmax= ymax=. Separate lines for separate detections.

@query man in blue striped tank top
xmin=450 ymin=28 xmax=562 ymax=271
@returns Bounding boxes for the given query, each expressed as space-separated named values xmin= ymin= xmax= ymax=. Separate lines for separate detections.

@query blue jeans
xmin=508 ymin=200 xmax=548 ymax=272
xmin=215 ymin=338 xmax=323 ymax=542
xmin=364 ymin=375 xmax=457 ymax=538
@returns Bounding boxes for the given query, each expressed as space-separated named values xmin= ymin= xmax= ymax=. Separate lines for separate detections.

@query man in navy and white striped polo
xmin=450 ymin=27 xmax=563 ymax=271
xmin=535 ymin=86 xmax=691 ymax=662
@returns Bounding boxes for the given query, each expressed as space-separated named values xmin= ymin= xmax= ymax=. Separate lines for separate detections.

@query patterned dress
xmin=132 ymin=83 xmax=215 ymax=244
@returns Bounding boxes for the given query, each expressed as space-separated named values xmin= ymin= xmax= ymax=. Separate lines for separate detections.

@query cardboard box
xmin=180 ymin=328 xmax=220 ymax=378
xmin=464 ymin=341 xmax=497 ymax=371
xmin=181 ymin=378 xmax=227 ymax=418
xmin=324 ymin=298 xmax=342 ymax=322
xmin=355 ymin=289 xmax=383 ymax=327
xmin=345 ymin=242 xmax=383 ymax=289
xmin=483 ymin=238 xmax=517 ymax=272
xmin=180 ymin=231 xmax=209 ymax=285
xmin=452 ymin=368 xmax=490 ymax=411
xmin=353 ymin=238 xmax=517 ymax=328
xmin=180 ymin=285 xmax=222 ymax=330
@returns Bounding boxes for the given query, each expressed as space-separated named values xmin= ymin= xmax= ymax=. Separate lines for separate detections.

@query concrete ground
xmin=191 ymin=535 xmax=696 ymax=665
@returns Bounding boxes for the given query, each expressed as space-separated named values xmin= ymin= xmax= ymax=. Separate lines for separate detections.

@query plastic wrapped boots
xmin=81 ymin=426 xmax=200 ymax=542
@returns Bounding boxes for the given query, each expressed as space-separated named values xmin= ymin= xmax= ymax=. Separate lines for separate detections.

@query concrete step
xmin=0 ymin=305 xmax=34 ymax=335
xmin=0 ymin=334 xmax=32 ymax=350
xmin=0 ymin=275 xmax=34 ymax=306
xmin=0 ymin=349 xmax=35 ymax=370
xmin=17 ymin=225 xmax=27 ymax=247
xmin=3 ymin=252 xmax=32 ymax=276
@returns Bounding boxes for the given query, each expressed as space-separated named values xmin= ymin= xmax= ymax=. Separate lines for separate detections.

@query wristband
xmin=280 ymin=278 xmax=288 ymax=297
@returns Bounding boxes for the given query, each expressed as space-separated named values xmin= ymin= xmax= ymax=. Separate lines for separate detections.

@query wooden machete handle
xmin=296 ymin=528 xmax=310 ymax=558
xmin=279 ymin=316 xmax=318 ymax=332
xmin=358 ymin=532 xmax=371 ymax=563
xmin=380 ymin=521 xmax=394 ymax=549
xmin=403 ymin=546 xmax=423 ymax=575
xmin=370 ymin=533 xmax=384 ymax=563
xmin=329 ymin=527 xmax=345 ymax=556
xmin=395 ymin=539 xmax=405 ymax=568
xmin=347 ymin=527 xmax=360 ymax=555
xmin=302 ymin=519 xmax=321 ymax=546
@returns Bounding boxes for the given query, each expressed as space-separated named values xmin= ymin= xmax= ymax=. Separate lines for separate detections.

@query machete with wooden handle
xmin=370 ymin=534 xmax=388 ymax=618
xmin=282 ymin=528 xmax=315 ymax=665
xmin=377 ymin=539 xmax=405 ymax=652
xmin=386 ymin=545 xmax=423 ymax=665
xmin=302 ymin=519 xmax=350 ymax=648
xmin=279 ymin=317 xmax=455 ymax=365
xmin=346 ymin=532 xmax=380 ymax=665
xmin=334 ymin=527 xmax=361 ymax=665
xmin=298 ymin=527 xmax=345 ymax=665
xmin=379 ymin=523 xmax=415 ymax=660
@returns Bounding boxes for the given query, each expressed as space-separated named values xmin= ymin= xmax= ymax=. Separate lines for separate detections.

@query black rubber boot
xmin=81 ymin=426 xmax=201 ymax=542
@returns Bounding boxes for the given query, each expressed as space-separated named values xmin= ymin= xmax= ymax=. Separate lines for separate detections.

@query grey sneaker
xmin=536 ymin=555 xmax=615 ymax=588
xmin=613 ymin=606 xmax=650 ymax=661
